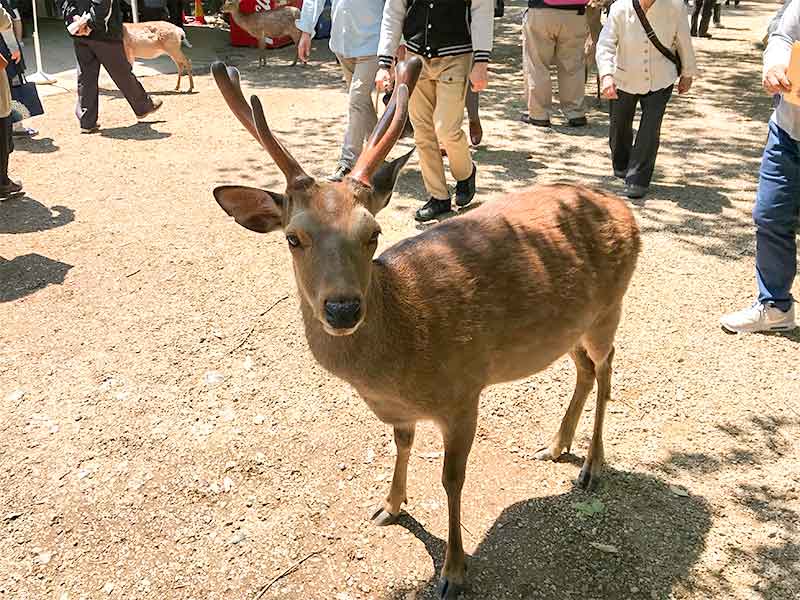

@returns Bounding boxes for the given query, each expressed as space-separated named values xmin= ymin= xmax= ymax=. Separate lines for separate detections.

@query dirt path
xmin=1 ymin=1 xmax=798 ymax=599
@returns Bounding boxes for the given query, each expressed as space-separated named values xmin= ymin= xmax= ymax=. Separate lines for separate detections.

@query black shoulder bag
xmin=632 ymin=0 xmax=682 ymax=77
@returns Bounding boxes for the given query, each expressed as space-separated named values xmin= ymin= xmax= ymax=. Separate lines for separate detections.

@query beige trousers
xmin=338 ymin=55 xmax=379 ymax=169
xmin=522 ymin=8 xmax=587 ymax=121
xmin=408 ymin=52 xmax=473 ymax=200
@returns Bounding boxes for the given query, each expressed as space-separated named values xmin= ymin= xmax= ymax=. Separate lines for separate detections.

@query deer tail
xmin=181 ymin=31 xmax=193 ymax=48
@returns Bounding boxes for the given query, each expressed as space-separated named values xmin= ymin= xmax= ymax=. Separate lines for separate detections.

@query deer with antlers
xmin=210 ymin=57 xmax=641 ymax=598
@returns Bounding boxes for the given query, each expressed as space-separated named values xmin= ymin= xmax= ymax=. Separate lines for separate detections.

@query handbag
xmin=10 ymin=71 xmax=44 ymax=121
xmin=632 ymin=0 xmax=682 ymax=77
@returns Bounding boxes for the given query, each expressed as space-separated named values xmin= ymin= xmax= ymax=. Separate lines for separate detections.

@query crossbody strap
xmin=631 ymin=0 xmax=682 ymax=77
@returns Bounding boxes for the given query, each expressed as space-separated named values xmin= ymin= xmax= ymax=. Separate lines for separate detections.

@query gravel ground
xmin=1 ymin=1 xmax=798 ymax=599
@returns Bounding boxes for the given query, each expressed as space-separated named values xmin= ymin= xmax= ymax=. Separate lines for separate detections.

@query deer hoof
xmin=370 ymin=508 xmax=400 ymax=527
xmin=577 ymin=462 xmax=600 ymax=491
xmin=438 ymin=576 xmax=464 ymax=599
xmin=533 ymin=446 xmax=561 ymax=461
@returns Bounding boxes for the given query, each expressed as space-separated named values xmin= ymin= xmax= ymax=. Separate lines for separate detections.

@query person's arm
xmin=595 ymin=3 xmax=619 ymax=98
xmin=295 ymin=0 xmax=327 ymax=35
xmin=763 ymin=0 xmax=800 ymax=94
xmin=377 ymin=0 xmax=407 ymax=70
xmin=86 ymin=0 xmax=113 ymax=35
xmin=0 ymin=5 xmax=11 ymax=33
xmin=470 ymin=0 xmax=493 ymax=65
xmin=61 ymin=0 xmax=82 ymax=29
xmin=675 ymin=2 xmax=697 ymax=78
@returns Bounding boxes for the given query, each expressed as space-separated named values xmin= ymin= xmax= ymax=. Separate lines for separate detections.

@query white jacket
xmin=596 ymin=0 xmax=698 ymax=95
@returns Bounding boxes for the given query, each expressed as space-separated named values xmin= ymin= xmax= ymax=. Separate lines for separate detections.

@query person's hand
xmin=678 ymin=75 xmax=692 ymax=94
xmin=470 ymin=62 xmax=489 ymax=92
xmin=10 ymin=50 xmax=20 ymax=63
xmin=763 ymin=64 xmax=791 ymax=95
xmin=375 ymin=67 xmax=394 ymax=93
xmin=601 ymin=74 xmax=618 ymax=99
xmin=396 ymin=45 xmax=407 ymax=62
xmin=297 ymin=32 xmax=311 ymax=64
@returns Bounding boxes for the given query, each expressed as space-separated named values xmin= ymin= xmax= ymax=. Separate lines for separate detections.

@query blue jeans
xmin=753 ymin=120 xmax=800 ymax=312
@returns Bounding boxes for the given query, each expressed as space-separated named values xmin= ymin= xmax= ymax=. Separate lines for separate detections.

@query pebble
xmin=253 ymin=415 xmax=266 ymax=425
xmin=223 ymin=477 xmax=233 ymax=492
xmin=5 ymin=389 xmax=25 ymax=403
xmin=102 ymin=582 xmax=114 ymax=594
xmin=204 ymin=371 xmax=224 ymax=386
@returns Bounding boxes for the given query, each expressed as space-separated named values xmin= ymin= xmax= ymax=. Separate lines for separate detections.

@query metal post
xmin=131 ymin=0 xmax=139 ymax=22
xmin=27 ymin=0 xmax=56 ymax=84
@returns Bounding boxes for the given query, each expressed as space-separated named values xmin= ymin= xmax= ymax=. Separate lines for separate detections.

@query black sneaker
xmin=327 ymin=165 xmax=351 ymax=182
xmin=522 ymin=115 xmax=551 ymax=128
xmin=455 ymin=164 xmax=476 ymax=207
xmin=415 ymin=197 xmax=451 ymax=222
xmin=568 ymin=116 xmax=588 ymax=127
xmin=613 ymin=169 xmax=626 ymax=180
xmin=623 ymin=184 xmax=648 ymax=199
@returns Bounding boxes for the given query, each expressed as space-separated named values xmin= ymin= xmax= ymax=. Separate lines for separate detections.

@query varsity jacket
xmin=377 ymin=0 xmax=494 ymax=69
xmin=61 ymin=0 xmax=124 ymax=41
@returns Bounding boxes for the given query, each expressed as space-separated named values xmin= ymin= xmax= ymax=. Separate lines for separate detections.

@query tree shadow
xmin=385 ymin=469 xmax=711 ymax=599
xmin=0 ymin=253 xmax=73 ymax=302
xmin=99 ymin=122 xmax=171 ymax=140
xmin=0 ymin=196 xmax=75 ymax=234
xmin=14 ymin=136 xmax=60 ymax=154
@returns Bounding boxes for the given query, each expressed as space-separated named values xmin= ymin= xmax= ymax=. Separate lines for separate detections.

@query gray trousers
xmin=338 ymin=55 xmax=379 ymax=169
xmin=74 ymin=38 xmax=154 ymax=129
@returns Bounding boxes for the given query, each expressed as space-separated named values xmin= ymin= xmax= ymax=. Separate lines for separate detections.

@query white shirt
xmin=596 ymin=0 xmax=698 ymax=95
xmin=296 ymin=0 xmax=385 ymax=59
xmin=764 ymin=0 xmax=800 ymax=141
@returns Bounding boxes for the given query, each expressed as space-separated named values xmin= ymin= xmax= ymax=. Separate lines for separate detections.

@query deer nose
xmin=324 ymin=298 xmax=362 ymax=329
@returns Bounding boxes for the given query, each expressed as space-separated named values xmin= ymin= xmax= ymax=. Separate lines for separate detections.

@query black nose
xmin=324 ymin=299 xmax=362 ymax=329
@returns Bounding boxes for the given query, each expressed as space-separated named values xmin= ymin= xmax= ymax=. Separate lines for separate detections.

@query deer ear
xmin=213 ymin=186 xmax=285 ymax=233
xmin=368 ymin=149 xmax=414 ymax=214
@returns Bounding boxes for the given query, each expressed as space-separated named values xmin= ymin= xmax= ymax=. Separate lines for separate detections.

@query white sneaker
xmin=720 ymin=301 xmax=797 ymax=334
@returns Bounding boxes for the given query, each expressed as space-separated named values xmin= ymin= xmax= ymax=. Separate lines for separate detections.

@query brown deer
xmin=122 ymin=22 xmax=194 ymax=93
xmin=210 ymin=57 xmax=640 ymax=598
xmin=221 ymin=0 xmax=302 ymax=67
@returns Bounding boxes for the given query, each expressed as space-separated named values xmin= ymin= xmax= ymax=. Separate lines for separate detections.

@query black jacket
xmin=61 ymin=0 xmax=124 ymax=41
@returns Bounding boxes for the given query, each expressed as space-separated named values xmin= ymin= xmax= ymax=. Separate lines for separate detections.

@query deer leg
xmin=175 ymin=61 xmax=182 ymax=92
xmin=186 ymin=60 xmax=194 ymax=93
xmin=577 ymin=306 xmax=621 ymax=490
xmin=438 ymin=410 xmax=477 ymax=600
xmin=534 ymin=346 xmax=595 ymax=461
xmin=372 ymin=423 xmax=416 ymax=526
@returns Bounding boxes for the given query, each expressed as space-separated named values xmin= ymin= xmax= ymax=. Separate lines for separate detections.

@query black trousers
xmin=74 ymin=38 xmax=154 ymax=129
xmin=691 ymin=0 xmax=714 ymax=35
xmin=609 ymin=85 xmax=673 ymax=188
xmin=0 ymin=116 xmax=12 ymax=184
xmin=167 ymin=0 xmax=184 ymax=28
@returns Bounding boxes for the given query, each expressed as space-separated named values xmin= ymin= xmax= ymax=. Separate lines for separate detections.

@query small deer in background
xmin=123 ymin=22 xmax=194 ymax=92
xmin=221 ymin=0 xmax=302 ymax=67
xmin=210 ymin=57 xmax=640 ymax=599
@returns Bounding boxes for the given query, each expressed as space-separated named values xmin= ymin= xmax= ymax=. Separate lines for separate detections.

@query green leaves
xmin=574 ymin=498 xmax=606 ymax=517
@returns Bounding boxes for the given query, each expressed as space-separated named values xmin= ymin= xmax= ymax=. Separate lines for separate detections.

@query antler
xmin=212 ymin=61 xmax=308 ymax=185
xmin=349 ymin=56 xmax=423 ymax=187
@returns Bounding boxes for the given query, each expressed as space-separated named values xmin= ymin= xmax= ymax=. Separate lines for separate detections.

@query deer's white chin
xmin=321 ymin=321 xmax=363 ymax=337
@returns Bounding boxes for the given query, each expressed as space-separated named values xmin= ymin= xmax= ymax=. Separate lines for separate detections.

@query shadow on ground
xmin=0 ymin=196 xmax=75 ymax=234
xmin=0 ymin=253 xmax=73 ymax=302
xmin=385 ymin=469 xmax=711 ymax=600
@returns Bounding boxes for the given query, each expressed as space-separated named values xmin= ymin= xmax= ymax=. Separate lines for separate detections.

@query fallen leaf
xmin=590 ymin=542 xmax=619 ymax=554
xmin=669 ymin=485 xmax=690 ymax=497
xmin=574 ymin=499 xmax=606 ymax=516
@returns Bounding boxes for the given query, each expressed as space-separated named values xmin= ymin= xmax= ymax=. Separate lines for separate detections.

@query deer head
xmin=211 ymin=59 xmax=422 ymax=336
xmin=220 ymin=0 xmax=239 ymax=13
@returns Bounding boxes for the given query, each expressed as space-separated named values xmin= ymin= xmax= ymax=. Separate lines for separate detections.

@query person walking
xmin=596 ymin=0 xmax=697 ymax=199
xmin=521 ymin=0 xmax=589 ymax=128
xmin=0 ymin=3 xmax=21 ymax=198
xmin=296 ymin=0 xmax=385 ymax=182
xmin=691 ymin=0 xmax=714 ymax=37
xmin=720 ymin=2 xmax=800 ymax=333
xmin=375 ymin=0 xmax=493 ymax=222
xmin=61 ymin=0 xmax=163 ymax=133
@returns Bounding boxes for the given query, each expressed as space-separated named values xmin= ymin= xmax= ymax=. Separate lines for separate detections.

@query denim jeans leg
xmin=753 ymin=120 xmax=800 ymax=311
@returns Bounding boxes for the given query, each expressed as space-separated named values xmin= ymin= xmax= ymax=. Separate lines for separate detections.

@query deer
xmin=209 ymin=56 xmax=641 ymax=598
xmin=221 ymin=0 xmax=302 ymax=67
xmin=123 ymin=22 xmax=194 ymax=93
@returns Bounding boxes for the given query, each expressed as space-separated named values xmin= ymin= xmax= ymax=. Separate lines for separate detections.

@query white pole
xmin=27 ymin=0 xmax=56 ymax=84
xmin=131 ymin=0 xmax=139 ymax=23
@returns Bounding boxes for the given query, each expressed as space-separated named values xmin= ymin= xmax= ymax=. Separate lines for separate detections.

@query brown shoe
xmin=469 ymin=118 xmax=483 ymax=146
xmin=0 ymin=180 xmax=24 ymax=199
xmin=138 ymin=98 xmax=163 ymax=120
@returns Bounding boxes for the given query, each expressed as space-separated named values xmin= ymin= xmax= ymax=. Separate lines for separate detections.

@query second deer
xmin=123 ymin=22 xmax=194 ymax=93
xmin=221 ymin=0 xmax=302 ymax=67
xmin=210 ymin=58 xmax=641 ymax=598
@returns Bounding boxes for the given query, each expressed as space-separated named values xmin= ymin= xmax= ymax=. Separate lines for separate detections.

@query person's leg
xmin=434 ymin=54 xmax=475 ymax=207
xmin=74 ymin=39 xmax=102 ymax=130
xmin=698 ymin=0 xmax=714 ymax=36
xmin=339 ymin=56 xmax=379 ymax=174
xmin=554 ymin=10 xmax=588 ymax=122
xmin=753 ymin=121 xmax=799 ymax=312
xmin=0 ymin=116 xmax=10 ymax=184
xmin=608 ymin=89 xmax=638 ymax=179
xmin=337 ymin=56 xmax=358 ymax=173
xmin=691 ymin=0 xmax=702 ymax=35
xmin=167 ymin=0 xmax=183 ymax=28
xmin=523 ymin=8 xmax=557 ymax=123
xmin=93 ymin=39 xmax=156 ymax=117
xmin=625 ymin=85 xmax=672 ymax=188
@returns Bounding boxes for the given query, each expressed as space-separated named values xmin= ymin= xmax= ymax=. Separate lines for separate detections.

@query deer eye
xmin=286 ymin=234 xmax=301 ymax=248
xmin=368 ymin=230 xmax=381 ymax=245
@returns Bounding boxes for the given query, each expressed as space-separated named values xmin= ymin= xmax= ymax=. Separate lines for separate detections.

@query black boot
xmin=415 ymin=197 xmax=451 ymax=222
xmin=455 ymin=165 xmax=476 ymax=207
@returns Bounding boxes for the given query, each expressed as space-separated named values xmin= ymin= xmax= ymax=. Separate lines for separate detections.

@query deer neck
xmin=299 ymin=261 xmax=407 ymax=389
